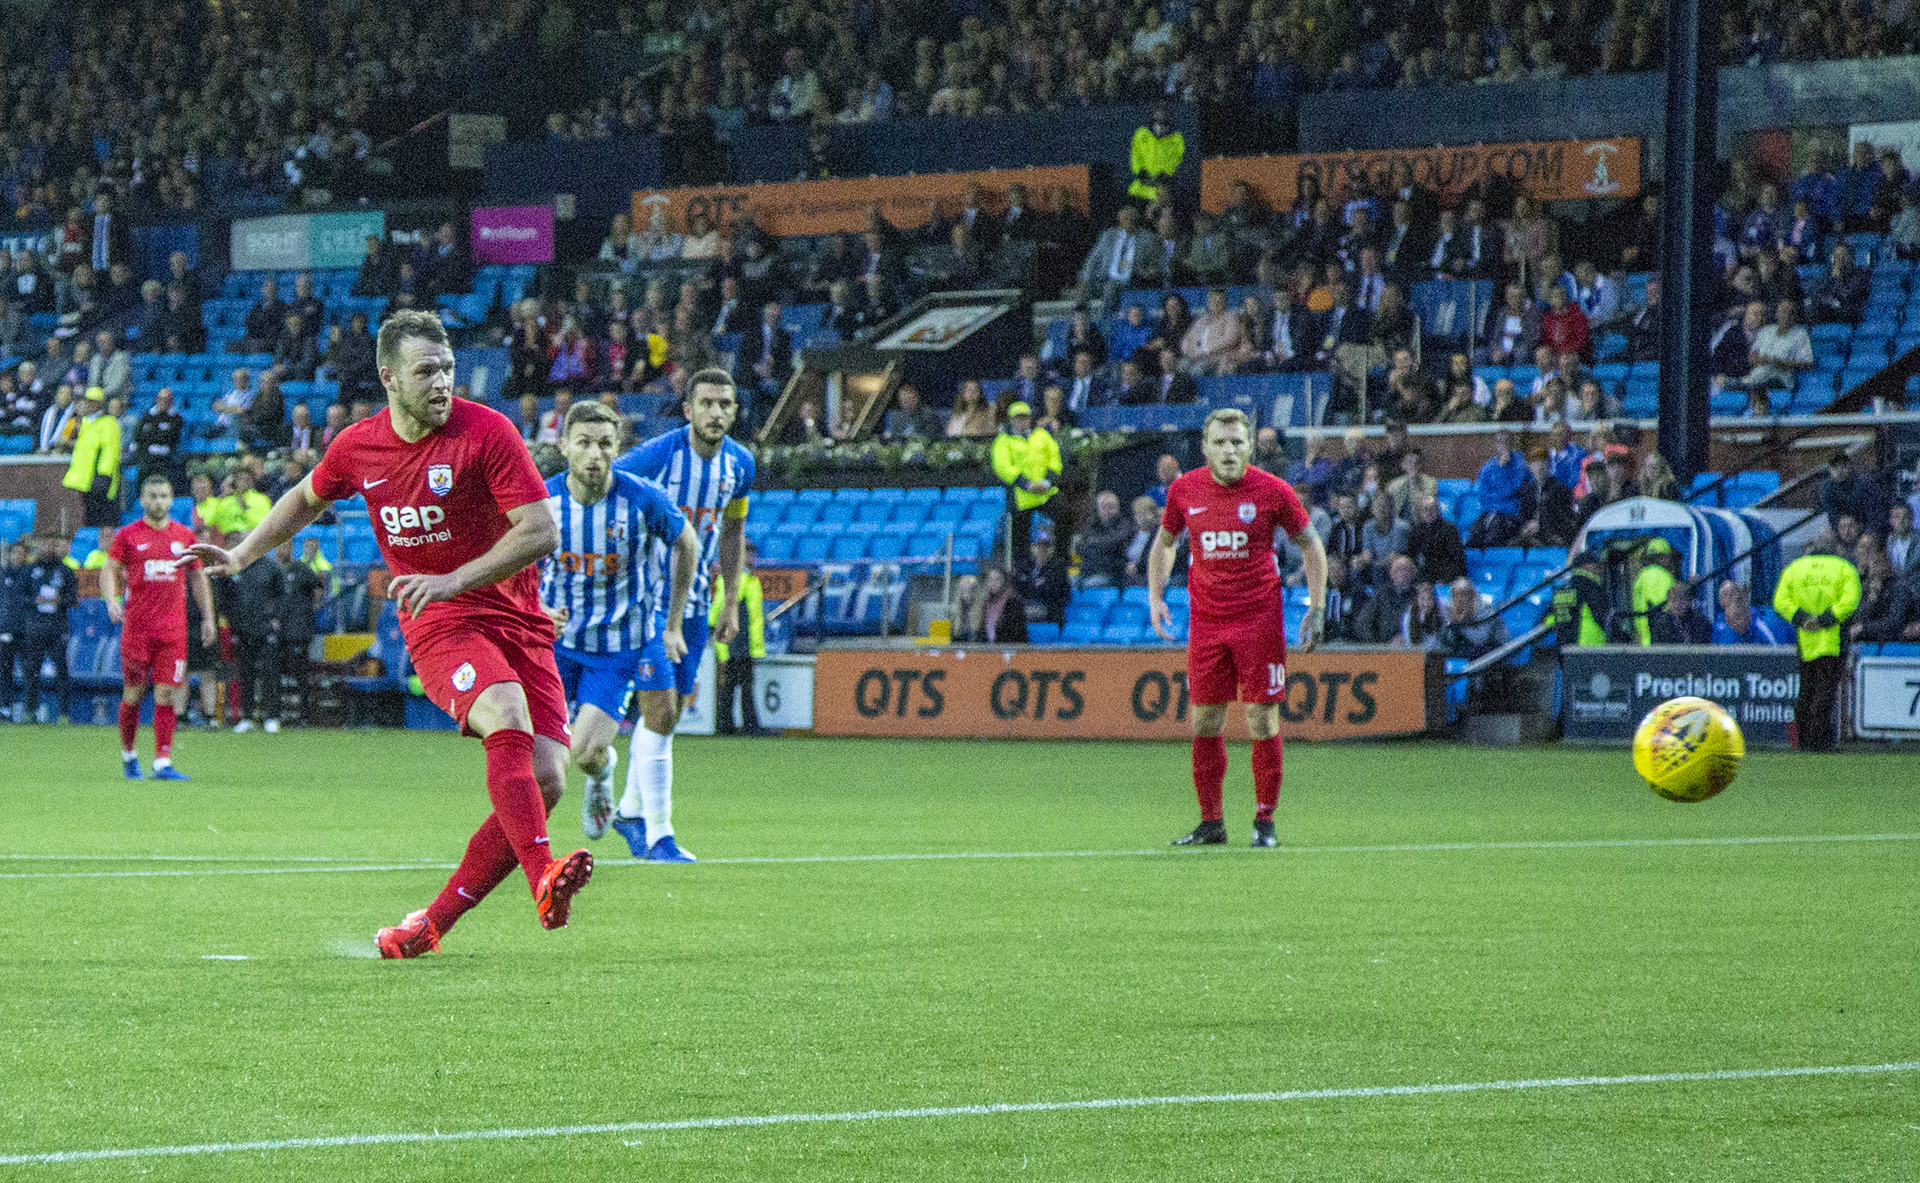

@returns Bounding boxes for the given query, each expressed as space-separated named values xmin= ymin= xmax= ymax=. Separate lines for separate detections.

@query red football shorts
xmin=1186 ymin=604 xmax=1289 ymax=705
xmin=407 ymin=616 xmax=570 ymax=745
xmin=121 ymin=632 xmax=187 ymax=688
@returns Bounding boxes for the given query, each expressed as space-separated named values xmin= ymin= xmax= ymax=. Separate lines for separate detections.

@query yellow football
xmin=1632 ymin=696 xmax=1746 ymax=803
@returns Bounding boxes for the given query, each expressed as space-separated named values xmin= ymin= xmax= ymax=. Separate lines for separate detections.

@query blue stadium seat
xmin=759 ymin=489 xmax=796 ymax=510
xmin=928 ymin=501 xmax=968 ymax=525
xmin=1061 ymin=622 xmax=1098 ymax=645
xmin=819 ymin=502 xmax=857 ymax=525
xmin=778 ymin=502 xmax=820 ymax=527
xmin=1109 ymin=603 xmax=1149 ymax=629
xmin=1099 ymin=624 xmax=1138 ymax=645
xmin=1076 ymin=587 xmax=1120 ymax=610
xmin=1065 ymin=602 xmax=1107 ymax=627
xmin=889 ymin=501 xmax=930 ymax=526
xmin=1028 ymin=622 xmax=1062 ymax=644
xmin=794 ymin=534 xmax=833 ymax=563
xmin=854 ymin=501 xmax=893 ymax=524
xmin=831 ymin=486 xmax=868 ymax=501
xmin=900 ymin=487 xmax=940 ymax=503
xmin=867 ymin=533 xmax=909 ymax=561
xmin=964 ymin=500 xmax=1003 ymax=524
xmin=1120 ymin=586 xmax=1151 ymax=606
xmin=757 ymin=534 xmax=797 ymax=562
xmin=794 ymin=488 xmax=832 ymax=504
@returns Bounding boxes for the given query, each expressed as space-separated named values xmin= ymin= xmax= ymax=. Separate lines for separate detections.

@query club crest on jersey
xmin=427 ymin=464 xmax=454 ymax=496
xmin=170 ymin=541 xmax=186 ymax=555
xmin=451 ymin=662 xmax=477 ymax=693
xmin=1238 ymin=502 xmax=1257 ymax=523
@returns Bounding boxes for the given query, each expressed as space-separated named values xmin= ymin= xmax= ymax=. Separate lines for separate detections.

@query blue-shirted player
xmin=610 ymin=367 xmax=754 ymax=862
xmin=540 ymin=401 xmax=700 ymax=845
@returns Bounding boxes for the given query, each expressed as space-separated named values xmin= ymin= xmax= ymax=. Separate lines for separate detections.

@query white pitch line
xmin=1 ymin=833 xmax=1915 ymax=881
xmin=2 ymin=1060 xmax=1914 ymax=1166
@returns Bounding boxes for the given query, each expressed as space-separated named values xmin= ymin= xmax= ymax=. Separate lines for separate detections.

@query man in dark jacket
xmin=0 ymin=539 xmax=27 ymax=719
xmin=229 ymin=539 xmax=284 ymax=732
xmin=1405 ymin=495 xmax=1468 ymax=586
xmin=132 ymin=387 xmax=186 ymax=490
xmin=1020 ymin=528 xmax=1072 ymax=627
xmin=241 ymin=276 xmax=290 ymax=353
xmin=1805 ymin=243 xmax=1869 ymax=325
xmin=19 ymin=535 xmax=78 ymax=723
xmin=1353 ymin=554 xmax=1419 ymax=644
xmin=1649 ymin=582 xmax=1714 ymax=644
xmin=1071 ymin=491 xmax=1133 ymax=588
xmin=276 ymin=541 xmax=325 ymax=725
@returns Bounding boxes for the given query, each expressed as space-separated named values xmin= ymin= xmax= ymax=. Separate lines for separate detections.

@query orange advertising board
xmin=812 ymin=647 xmax=1439 ymax=741
xmin=1201 ymin=138 xmax=1640 ymax=213
xmin=753 ymin=566 xmax=811 ymax=602
xmin=631 ymin=165 xmax=1089 ymax=240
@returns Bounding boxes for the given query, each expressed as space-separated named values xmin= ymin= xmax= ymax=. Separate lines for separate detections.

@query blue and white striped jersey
xmin=541 ymin=469 xmax=687 ymax=654
xmin=614 ymin=424 xmax=755 ymax=619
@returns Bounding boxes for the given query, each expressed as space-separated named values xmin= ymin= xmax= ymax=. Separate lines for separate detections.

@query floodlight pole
xmin=1656 ymin=0 xmax=1719 ymax=482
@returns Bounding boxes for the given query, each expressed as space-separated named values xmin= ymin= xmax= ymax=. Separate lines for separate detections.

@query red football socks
xmin=482 ymin=729 xmax=554 ymax=889
xmin=118 ymin=702 xmax=139 ymax=753
xmin=1192 ymin=735 xmax=1226 ymax=822
xmin=1252 ymin=737 xmax=1282 ymax=822
xmin=426 ymin=816 xmax=519 ymax=936
xmin=153 ymin=704 xmax=176 ymax=759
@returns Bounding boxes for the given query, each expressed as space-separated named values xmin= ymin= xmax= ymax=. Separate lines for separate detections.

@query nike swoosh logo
xmin=363 ymin=478 xmax=387 ymax=489
xmin=1187 ymin=507 xmax=1206 ymax=515
xmin=136 ymin=544 xmax=150 ymax=550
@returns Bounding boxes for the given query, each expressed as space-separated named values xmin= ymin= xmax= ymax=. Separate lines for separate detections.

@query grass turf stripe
xmin=3 ymin=832 xmax=1915 ymax=881
xmin=3 ymin=1060 xmax=1914 ymax=1165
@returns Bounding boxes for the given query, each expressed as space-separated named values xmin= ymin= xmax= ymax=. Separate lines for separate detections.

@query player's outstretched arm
xmin=189 ymin=566 xmax=217 ymax=647
xmin=1292 ymin=523 xmax=1328 ymax=653
xmin=188 ymin=476 xmax=328 ymax=574
xmin=661 ymin=521 xmax=701 ymax=662
xmin=389 ymin=499 xmax=560 ymax=618
xmin=1146 ymin=527 xmax=1183 ymax=641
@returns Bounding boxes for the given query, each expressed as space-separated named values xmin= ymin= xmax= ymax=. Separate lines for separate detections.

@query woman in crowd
xmin=1399 ymin=582 xmax=1445 ymax=649
xmin=946 ymin=378 xmax=997 ymax=437
xmin=954 ymin=567 xmax=1028 ymax=643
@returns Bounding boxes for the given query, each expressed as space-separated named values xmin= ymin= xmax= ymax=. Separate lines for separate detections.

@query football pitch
xmin=0 ymin=728 xmax=1915 ymax=1180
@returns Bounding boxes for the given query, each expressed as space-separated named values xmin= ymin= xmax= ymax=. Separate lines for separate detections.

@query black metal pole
xmin=1656 ymin=0 xmax=1718 ymax=482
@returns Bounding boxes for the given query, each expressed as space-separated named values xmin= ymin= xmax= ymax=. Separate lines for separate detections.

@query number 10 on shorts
xmin=1268 ymin=663 xmax=1285 ymax=694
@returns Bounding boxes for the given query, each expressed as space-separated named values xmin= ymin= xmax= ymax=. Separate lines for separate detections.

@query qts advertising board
xmin=813 ymin=648 xmax=1440 ymax=740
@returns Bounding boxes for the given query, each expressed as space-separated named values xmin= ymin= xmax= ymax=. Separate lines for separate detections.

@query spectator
xmin=1649 ymin=582 xmax=1713 ymax=644
xmin=1180 ymin=288 xmax=1254 ymax=375
xmin=882 ymin=385 xmax=945 ymax=440
xmin=1146 ymin=453 xmax=1182 ymax=506
xmin=1519 ymin=448 xmax=1579 ymax=547
xmin=1639 ymin=453 xmax=1680 ymax=502
xmin=1729 ymin=299 xmax=1814 ymax=403
xmin=16 ymin=536 xmax=77 ymax=724
xmin=992 ymin=400 xmax=1061 ymax=557
xmin=158 ymin=283 xmax=206 ymax=353
xmin=1369 ymin=283 xmax=1416 ymax=357
xmin=1484 ymin=281 xmax=1539 ymax=365
xmin=1439 ymin=577 xmax=1511 ymax=660
xmin=1062 ymin=350 xmax=1114 ymax=413
xmin=167 ymin=252 xmax=203 ymax=313
xmin=1382 ymin=350 xmax=1437 ymax=424
xmin=1124 ymin=346 xmax=1198 ymax=405
xmin=1358 ymin=491 xmax=1408 ymax=589
xmin=331 ymin=312 xmax=381 ymax=404
xmin=87 ymin=193 xmax=131 ymax=274
xmin=205 ymin=469 xmax=272 ymax=536
xmin=352 ymin=236 xmax=397 ymax=298
xmin=274 ymin=313 xmax=319 ymax=382
xmin=1468 ymin=429 xmax=1535 ymax=547
xmin=36 ymin=385 xmax=77 ymax=454
xmin=1625 ymin=276 xmax=1664 ymax=362
xmin=1254 ymin=426 xmax=1287 ymax=473
xmin=1884 ymin=503 xmax=1919 ymax=581
xmin=240 ymin=276 xmax=289 ymax=354
xmin=132 ymin=388 xmax=186 ymax=489
xmin=1324 ymin=492 xmax=1368 ymax=570
xmin=746 ymin=303 xmax=794 ymax=417
xmin=1008 ymin=353 xmax=1047 ymax=409
xmin=1569 ymin=261 xmax=1620 ymax=326
xmin=1537 ymin=282 xmax=1592 ymax=363
xmin=1287 ymin=433 xmax=1344 ymax=510
xmin=63 ymin=388 xmax=121 ymax=527
xmin=1109 ymin=301 xmax=1154 ymax=363
xmin=1124 ymin=494 xmax=1178 ymax=586
xmin=240 ymin=372 xmax=287 ymax=450
xmin=1435 ymin=378 xmax=1489 ymax=424
xmin=322 ymin=404 xmax=349 ymax=450
xmin=89 ymin=332 xmax=131 ymax=405
xmin=418 ymin=222 xmax=471 ymax=296
xmin=1073 ymin=491 xmax=1133 ymax=589
xmin=1849 ymin=555 xmax=1918 ymax=643
xmin=1398 ymin=581 xmax=1446 ymax=649
xmin=208 ymin=370 xmax=256 ymax=439
xmin=1406 ymin=495 xmax=1468 ymax=585
xmin=1713 ymin=580 xmax=1791 ymax=645
xmin=1386 ymin=448 xmax=1438 ymax=522
xmin=1020 ymin=526 xmax=1071 ymax=626
xmin=1711 ymin=301 xmax=1766 ymax=391
xmin=1806 ymin=243 xmax=1869 ymax=324
xmin=946 ymin=379 xmax=997 ymax=437
xmin=954 ymin=566 xmax=1027 ymax=644
xmin=265 ymin=453 xmax=306 ymax=501
xmin=1077 ymin=206 xmax=1153 ymax=311
xmin=1818 ymin=451 xmax=1890 ymax=533
xmin=1035 ymin=385 xmax=1073 ymax=435
xmin=288 ymin=273 xmax=325 ymax=333
xmin=1354 ymin=555 xmax=1420 ymax=644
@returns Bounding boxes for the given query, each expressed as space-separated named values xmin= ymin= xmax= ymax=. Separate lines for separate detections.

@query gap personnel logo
xmin=1198 ymin=530 xmax=1250 ymax=558
xmin=379 ymin=504 xmax=450 ymax=546
xmin=427 ymin=464 xmax=454 ymax=496
xmin=1238 ymin=502 xmax=1257 ymax=523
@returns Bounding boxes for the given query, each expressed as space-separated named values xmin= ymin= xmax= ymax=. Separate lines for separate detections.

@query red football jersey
xmin=1160 ymin=465 xmax=1310 ymax=628
xmin=309 ymin=399 xmax=552 ymax=638
xmin=107 ymin=518 xmax=201 ymax=641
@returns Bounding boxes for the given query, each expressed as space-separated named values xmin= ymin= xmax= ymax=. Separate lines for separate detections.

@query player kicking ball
xmin=538 ymin=402 xmax=699 ymax=844
xmin=1148 ymin=408 xmax=1326 ymax=848
xmin=609 ymin=368 xmax=754 ymax=863
xmin=102 ymin=473 xmax=217 ymax=781
xmin=190 ymin=311 xmax=593 ymax=958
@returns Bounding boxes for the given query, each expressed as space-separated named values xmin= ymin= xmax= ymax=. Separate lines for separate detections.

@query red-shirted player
xmin=103 ymin=473 xmax=217 ymax=781
xmin=1148 ymin=409 xmax=1327 ymax=847
xmin=189 ymin=311 xmax=591 ymax=957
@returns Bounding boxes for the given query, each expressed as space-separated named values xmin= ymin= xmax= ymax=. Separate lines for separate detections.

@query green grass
xmin=0 ymin=727 xmax=1916 ymax=1180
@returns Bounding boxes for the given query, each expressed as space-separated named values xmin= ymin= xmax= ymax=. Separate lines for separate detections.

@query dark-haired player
xmin=1148 ymin=408 xmax=1327 ymax=847
xmin=190 ymin=310 xmax=592 ymax=957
